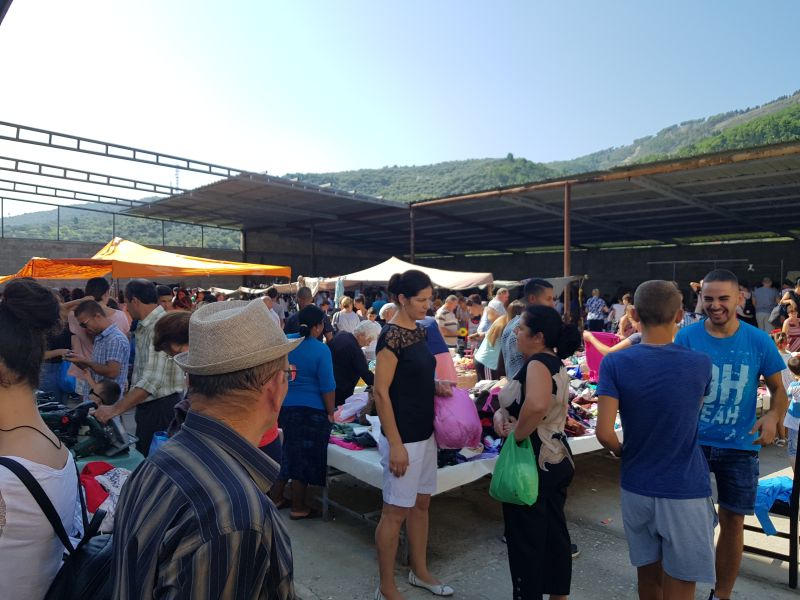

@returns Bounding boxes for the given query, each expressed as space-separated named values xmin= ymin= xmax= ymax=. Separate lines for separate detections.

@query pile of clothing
xmin=329 ymin=422 xmax=377 ymax=450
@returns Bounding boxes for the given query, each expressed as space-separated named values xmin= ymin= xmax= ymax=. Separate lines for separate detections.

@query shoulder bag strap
xmin=0 ymin=456 xmax=75 ymax=553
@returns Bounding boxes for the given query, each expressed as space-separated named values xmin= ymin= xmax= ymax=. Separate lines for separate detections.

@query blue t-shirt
xmin=597 ymin=343 xmax=712 ymax=499
xmin=674 ymin=321 xmax=786 ymax=451
xmin=417 ymin=317 xmax=449 ymax=356
xmin=283 ymin=335 xmax=336 ymax=410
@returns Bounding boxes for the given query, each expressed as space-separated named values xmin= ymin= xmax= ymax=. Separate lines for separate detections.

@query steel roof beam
xmin=0 ymin=155 xmax=183 ymax=196
xmin=631 ymin=176 xmax=800 ymax=240
xmin=501 ymin=195 xmax=676 ymax=246
xmin=0 ymin=177 xmax=144 ymax=207
xmin=0 ymin=121 xmax=245 ymax=178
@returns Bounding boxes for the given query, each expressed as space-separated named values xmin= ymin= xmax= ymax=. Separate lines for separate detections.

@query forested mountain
xmin=285 ymin=156 xmax=558 ymax=203
xmin=290 ymin=90 xmax=800 ymax=202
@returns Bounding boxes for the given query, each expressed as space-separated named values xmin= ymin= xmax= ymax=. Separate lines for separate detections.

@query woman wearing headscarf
xmin=271 ymin=305 xmax=335 ymax=519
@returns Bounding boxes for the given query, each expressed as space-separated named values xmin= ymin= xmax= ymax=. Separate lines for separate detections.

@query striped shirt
xmin=112 ymin=411 xmax=295 ymax=600
xmin=131 ymin=305 xmax=185 ymax=402
xmin=90 ymin=323 xmax=130 ymax=394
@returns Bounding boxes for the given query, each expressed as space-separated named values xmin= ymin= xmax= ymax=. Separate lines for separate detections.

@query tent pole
xmin=310 ymin=225 xmax=317 ymax=275
xmin=409 ymin=206 xmax=416 ymax=264
xmin=563 ymin=182 xmax=572 ymax=322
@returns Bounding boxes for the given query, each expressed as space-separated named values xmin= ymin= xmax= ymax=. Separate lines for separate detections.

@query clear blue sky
xmin=1 ymin=0 xmax=799 ymax=180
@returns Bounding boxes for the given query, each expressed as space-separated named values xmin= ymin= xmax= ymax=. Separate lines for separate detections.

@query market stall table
xmin=322 ymin=427 xmax=623 ymax=521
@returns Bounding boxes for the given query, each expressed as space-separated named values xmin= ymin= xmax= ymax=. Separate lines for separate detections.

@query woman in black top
xmin=493 ymin=305 xmax=581 ymax=600
xmin=38 ymin=290 xmax=73 ymax=402
xmin=373 ymin=270 xmax=454 ymax=600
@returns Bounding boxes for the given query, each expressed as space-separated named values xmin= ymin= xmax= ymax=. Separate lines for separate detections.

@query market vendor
xmin=329 ymin=320 xmax=380 ymax=406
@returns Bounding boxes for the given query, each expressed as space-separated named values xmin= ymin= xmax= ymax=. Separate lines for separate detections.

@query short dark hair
xmin=789 ymin=356 xmax=800 ymax=377
xmin=153 ymin=311 xmax=191 ymax=353
xmin=524 ymin=278 xmax=553 ymax=300
xmin=634 ymin=280 xmax=682 ymax=326
xmin=124 ymin=279 xmax=158 ymax=305
xmin=519 ymin=305 xmax=580 ymax=359
xmin=703 ymin=269 xmax=739 ymax=286
xmin=74 ymin=299 xmax=105 ymax=319
xmin=266 ymin=286 xmax=278 ymax=299
xmin=85 ymin=277 xmax=110 ymax=301
xmin=156 ymin=284 xmax=172 ymax=297
xmin=94 ymin=380 xmax=121 ymax=405
xmin=297 ymin=286 xmax=313 ymax=300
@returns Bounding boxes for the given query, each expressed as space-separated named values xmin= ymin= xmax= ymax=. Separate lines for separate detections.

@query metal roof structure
xmin=126 ymin=141 xmax=800 ymax=257
xmin=127 ymin=172 xmax=413 ymax=253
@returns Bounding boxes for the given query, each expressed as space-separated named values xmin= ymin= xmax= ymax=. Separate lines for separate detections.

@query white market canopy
xmin=319 ymin=257 xmax=493 ymax=291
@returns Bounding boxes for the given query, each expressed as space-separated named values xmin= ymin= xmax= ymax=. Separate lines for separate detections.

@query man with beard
xmin=675 ymin=269 xmax=788 ymax=600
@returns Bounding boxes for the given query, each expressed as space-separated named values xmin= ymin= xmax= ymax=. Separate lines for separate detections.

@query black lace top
xmin=376 ymin=323 xmax=436 ymax=443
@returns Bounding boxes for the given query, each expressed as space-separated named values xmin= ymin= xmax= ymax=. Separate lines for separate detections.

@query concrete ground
xmin=285 ymin=443 xmax=799 ymax=600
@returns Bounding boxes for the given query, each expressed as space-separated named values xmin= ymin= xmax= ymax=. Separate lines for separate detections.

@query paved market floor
xmin=285 ymin=444 xmax=798 ymax=600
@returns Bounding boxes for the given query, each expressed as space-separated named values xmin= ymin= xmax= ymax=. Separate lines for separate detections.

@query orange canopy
xmin=0 ymin=238 xmax=291 ymax=283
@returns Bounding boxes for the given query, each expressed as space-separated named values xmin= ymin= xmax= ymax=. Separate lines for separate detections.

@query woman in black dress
xmin=373 ymin=270 xmax=454 ymax=600
xmin=493 ymin=305 xmax=581 ymax=600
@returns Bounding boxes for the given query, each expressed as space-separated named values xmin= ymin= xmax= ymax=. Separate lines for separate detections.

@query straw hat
xmin=173 ymin=299 xmax=302 ymax=375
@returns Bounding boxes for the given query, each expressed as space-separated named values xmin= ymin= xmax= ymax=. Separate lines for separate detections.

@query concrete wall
xmin=243 ymin=229 xmax=389 ymax=279
xmin=0 ymin=238 xmax=247 ymax=290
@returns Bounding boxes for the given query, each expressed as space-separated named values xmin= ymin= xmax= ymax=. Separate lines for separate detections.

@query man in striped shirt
xmin=112 ymin=299 xmax=302 ymax=599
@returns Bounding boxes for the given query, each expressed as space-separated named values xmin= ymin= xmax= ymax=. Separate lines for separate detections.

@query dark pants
xmin=135 ymin=393 xmax=181 ymax=456
xmin=503 ymin=485 xmax=572 ymax=599
xmin=474 ymin=360 xmax=488 ymax=381
xmin=586 ymin=319 xmax=605 ymax=332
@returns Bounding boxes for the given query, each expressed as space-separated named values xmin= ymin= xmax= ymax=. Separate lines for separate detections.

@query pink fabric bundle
xmin=434 ymin=387 xmax=482 ymax=449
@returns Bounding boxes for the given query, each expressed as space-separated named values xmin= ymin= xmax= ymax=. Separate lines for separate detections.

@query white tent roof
xmin=319 ymin=256 xmax=493 ymax=291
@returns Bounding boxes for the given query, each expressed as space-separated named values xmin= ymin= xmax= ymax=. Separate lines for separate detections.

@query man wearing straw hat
xmin=112 ymin=299 xmax=302 ymax=600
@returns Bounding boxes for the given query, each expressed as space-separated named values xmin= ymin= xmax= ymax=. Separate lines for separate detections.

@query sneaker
xmin=776 ymin=438 xmax=787 ymax=447
xmin=571 ymin=543 xmax=580 ymax=559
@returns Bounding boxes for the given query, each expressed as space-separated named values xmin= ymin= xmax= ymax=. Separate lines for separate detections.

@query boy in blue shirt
xmin=597 ymin=280 xmax=716 ymax=600
xmin=674 ymin=269 xmax=788 ymax=600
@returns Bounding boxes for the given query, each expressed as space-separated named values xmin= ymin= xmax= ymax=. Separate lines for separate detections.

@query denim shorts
xmin=701 ymin=445 xmax=759 ymax=515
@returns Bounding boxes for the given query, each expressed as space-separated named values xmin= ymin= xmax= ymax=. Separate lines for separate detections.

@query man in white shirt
xmin=262 ymin=287 xmax=283 ymax=328
xmin=477 ymin=287 xmax=509 ymax=333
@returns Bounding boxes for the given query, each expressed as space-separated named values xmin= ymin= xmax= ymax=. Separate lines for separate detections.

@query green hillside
xmin=285 ymin=156 xmax=558 ymax=203
xmin=288 ymin=90 xmax=800 ymax=200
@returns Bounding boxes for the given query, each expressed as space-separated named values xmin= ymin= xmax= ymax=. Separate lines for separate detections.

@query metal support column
xmin=310 ymin=225 xmax=317 ymax=275
xmin=563 ymin=183 xmax=572 ymax=322
xmin=409 ymin=206 xmax=416 ymax=264
xmin=56 ymin=206 xmax=60 ymax=241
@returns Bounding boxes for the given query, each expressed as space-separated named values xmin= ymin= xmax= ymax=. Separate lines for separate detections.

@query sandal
xmin=290 ymin=508 xmax=321 ymax=520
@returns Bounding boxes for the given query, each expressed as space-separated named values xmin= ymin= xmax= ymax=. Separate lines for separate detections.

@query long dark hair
xmin=298 ymin=305 xmax=325 ymax=338
xmin=520 ymin=305 xmax=581 ymax=360
xmin=0 ymin=278 xmax=61 ymax=387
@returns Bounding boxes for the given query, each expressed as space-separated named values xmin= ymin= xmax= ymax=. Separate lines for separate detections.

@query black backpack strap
xmin=0 ymin=456 xmax=75 ymax=554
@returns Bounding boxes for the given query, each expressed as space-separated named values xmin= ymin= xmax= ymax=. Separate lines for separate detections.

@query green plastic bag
xmin=489 ymin=435 xmax=539 ymax=506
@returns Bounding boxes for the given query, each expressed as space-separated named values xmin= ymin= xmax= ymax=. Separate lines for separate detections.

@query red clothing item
xmin=258 ymin=424 xmax=279 ymax=448
xmin=80 ymin=461 xmax=114 ymax=513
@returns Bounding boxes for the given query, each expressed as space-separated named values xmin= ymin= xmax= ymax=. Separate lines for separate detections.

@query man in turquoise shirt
xmin=675 ymin=269 xmax=788 ymax=600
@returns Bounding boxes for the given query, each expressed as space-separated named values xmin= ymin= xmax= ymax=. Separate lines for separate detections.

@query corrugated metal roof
xmin=126 ymin=142 xmax=800 ymax=256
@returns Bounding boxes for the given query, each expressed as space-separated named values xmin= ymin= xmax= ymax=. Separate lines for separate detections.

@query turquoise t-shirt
xmin=674 ymin=321 xmax=785 ymax=450
xmin=283 ymin=335 xmax=336 ymax=411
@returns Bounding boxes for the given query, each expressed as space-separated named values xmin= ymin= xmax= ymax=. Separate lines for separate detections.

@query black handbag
xmin=0 ymin=457 xmax=113 ymax=600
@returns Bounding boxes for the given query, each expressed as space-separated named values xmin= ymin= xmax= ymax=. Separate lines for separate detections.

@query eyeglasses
xmin=89 ymin=390 xmax=105 ymax=404
xmin=79 ymin=319 xmax=91 ymax=329
xmin=284 ymin=365 xmax=297 ymax=382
